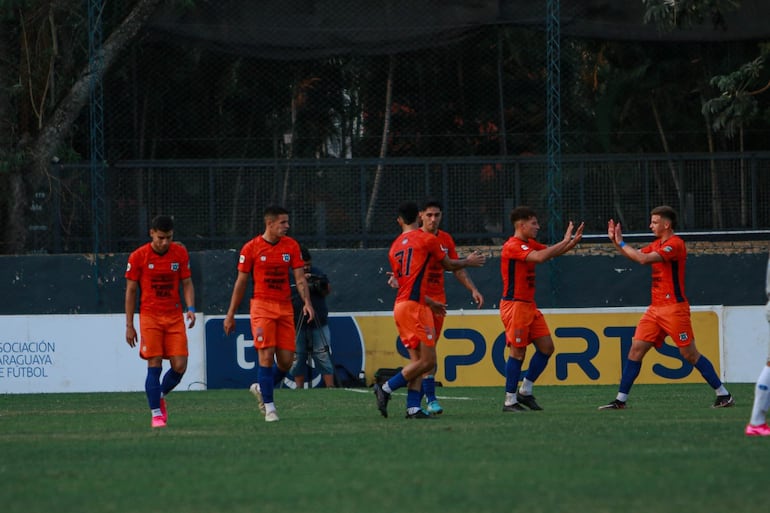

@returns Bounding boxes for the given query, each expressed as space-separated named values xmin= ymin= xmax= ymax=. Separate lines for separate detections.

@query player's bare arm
xmin=425 ymin=295 xmax=448 ymax=317
xmin=294 ymin=267 xmax=315 ymax=322
xmin=526 ymin=221 xmax=582 ymax=263
xmin=453 ymin=268 xmax=484 ymax=308
xmin=223 ymin=271 xmax=250 ymax=335
xmin=610 ymin=220 xmax=663 ymax=265
xmin=440 ymin=250 xmax=486 ymax=271
xmin=182 ymin=277 xmax=196 ymax=328
xmin=125 ymin=279 xmax=139 ymax=347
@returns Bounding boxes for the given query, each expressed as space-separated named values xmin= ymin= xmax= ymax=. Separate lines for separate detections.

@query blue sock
xmin=525 ymin=350 xmax=551 ymax=383
xmin=145 ymin=367 xmax=162 ymax=410
xmin=619 ymin=360 xmax=642 ymax=395
xmin=505 ymin=357 xmax=523 ymax=394
xmin=422 ymin=375 xmax=437 ymax=402
xmin=694 ymin=355 xmax=723 ymax=389
xmin=259 ymin=365 xmax=275 ymax=404
xmin=272 ymin=363 xmax=287 ymax=387
xmin=161 ymin=369 xmax=183 ymax=396
xmin=386 ymin=371 xmax=409 ymax=392
xmin=407 ymin=388 xmax=422 ymax=410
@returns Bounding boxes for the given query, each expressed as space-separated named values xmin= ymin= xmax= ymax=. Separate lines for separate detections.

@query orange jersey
xmin=500 ymin=236 xmax=546 ymax=303
xmin=125 ymin=242 xmax=191 ymax=314
xmin=389 ymin=229 xmax=447 ymax=304
xmin=423 ymin=229 xmax=459 ymax=303
xmin=237 ymin=235 xmax=304 ymax=302
xmin=642 ymin=235 xmax=688 ymax=306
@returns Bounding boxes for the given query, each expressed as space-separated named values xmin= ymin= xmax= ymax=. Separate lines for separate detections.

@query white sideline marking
xmin=343 ymin=388 xmax=473 ymax=400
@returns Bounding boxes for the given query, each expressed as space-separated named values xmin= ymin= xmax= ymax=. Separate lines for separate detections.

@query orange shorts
xmin=393 ymin=300 xmax=436 ymax=349
xmin=634 ymin=303 xmax=694 ymax=347
xmin=250 ymin=298 xmax=296 ymax=351
xmin=139 ymin=311 xmax=188 ymax=359
xmin=500 ymin=300 xmax=550 ymax=348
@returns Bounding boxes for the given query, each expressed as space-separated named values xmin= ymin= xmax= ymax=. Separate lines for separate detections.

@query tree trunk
xmin=650 ymin=95 xmax=682 ymax=203
xmin=363 ymin=54 xmax=395 ymax=243
xmin=7 ymin=0 xmax=165 ymax=254
xmin=702 ymin=104 xmax=723 ymax=229
xmin=0 ymin=15 xmax=19 ymax=253
xmin=739 ymin=126 xmax=746 ymax=226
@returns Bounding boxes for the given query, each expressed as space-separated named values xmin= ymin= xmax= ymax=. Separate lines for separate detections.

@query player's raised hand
xmin=613 ymin=220 xmax=624 ymax=245
xmin=573 ymin=221 xmax=585 ymax=241
xmin=564 ymin=221 xmax=584 ymax=250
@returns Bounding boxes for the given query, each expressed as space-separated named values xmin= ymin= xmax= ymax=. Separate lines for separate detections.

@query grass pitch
xmin=1 ymin=383 xmax=767 ymax=513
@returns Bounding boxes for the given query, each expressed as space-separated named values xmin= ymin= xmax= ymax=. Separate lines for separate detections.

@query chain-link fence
xmin=24 ymin=152 xmax=770 ymax=254
xmin=6 ymin=1 xmax=770 ymax=254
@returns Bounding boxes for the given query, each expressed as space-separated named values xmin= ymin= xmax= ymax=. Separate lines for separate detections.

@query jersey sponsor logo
xmin=148 ymin=263 xmax=154 ymax=269
xmin=282 ymin=253 xmax=290 ymax=262
xmin=521 ymin=244 xmax=529 ymax=251
xmin=239 ymin=254 xmax=246 ymax=264
xmin=126 ymin=263 xmax=131 ymax=272
xmin=663 ymin=245 xmax=673 ymax=253
xmin=678 ymin=332 xmax=689 ymax=341
xmin=260 ymin=255 xmax=266 ymax=261
xmin=401 ymin=238 xmax=408 ymax=245
xmin=171 ymin=263 xmax=179 ymax=271
xmin=440 ymin=244 xmax=448 ymax=254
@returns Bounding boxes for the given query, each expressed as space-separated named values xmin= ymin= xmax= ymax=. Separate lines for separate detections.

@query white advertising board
xmin=0 ymin=314 xmax=205 ymax=393
xmin=0 ymin=307 xmax=767 ymax=393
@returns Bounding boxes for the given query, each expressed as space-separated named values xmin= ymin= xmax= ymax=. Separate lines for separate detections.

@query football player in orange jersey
xmin=224 ymin=205 xmax=314 ymax=422
xmin=374 ymin=201 xmax=485 ymax=419
xmin=599 ymin=206 xmax=733 ymax=410
xmin=499 ymin=206 xmax=583 ymax=412
xmin=125 ymin=215 xmax=196 ymax=428
xmin=417 ymin=199 xmax=484 ymax=414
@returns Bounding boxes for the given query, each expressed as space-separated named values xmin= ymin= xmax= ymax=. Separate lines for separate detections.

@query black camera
xmin=306 ymin=274 xmax=329 ymax=295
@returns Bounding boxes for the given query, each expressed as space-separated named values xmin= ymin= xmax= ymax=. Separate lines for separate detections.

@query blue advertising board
xmin=205 ymin=315 xmax=365 ymax=389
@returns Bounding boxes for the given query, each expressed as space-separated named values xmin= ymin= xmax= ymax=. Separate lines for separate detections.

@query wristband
xmin=618 ymin=241 xmax=626 ymax=248
xmin=187 ymin=306 xmax=195 ymax=313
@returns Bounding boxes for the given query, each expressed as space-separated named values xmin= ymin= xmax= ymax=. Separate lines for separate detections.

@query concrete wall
xmin=0 ymin=245 xmax=766 ymax=315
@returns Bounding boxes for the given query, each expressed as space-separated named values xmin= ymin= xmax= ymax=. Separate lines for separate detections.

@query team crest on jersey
xmin=148 ymin=263 xmax=154 ymax=269
xmin=521 ymin=244 xmax=529 ymax=251
xmin=239 ymin=255 xmax=246 ymax=264
xmin=678 ymin=332 xmax=689 ymax=341
xmin=171 ymin=263 xmax=179 ymax=271
xmin=663 ymin=245 xmax=673 ymax=253
xmin=260 ymin=255 xmax=266 ymax=261
xmin=282 ymin=253 xmax=290 ymax=262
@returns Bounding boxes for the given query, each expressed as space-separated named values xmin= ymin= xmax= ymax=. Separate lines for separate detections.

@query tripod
xmin=293 ymin=313 xmax=336 ymax=388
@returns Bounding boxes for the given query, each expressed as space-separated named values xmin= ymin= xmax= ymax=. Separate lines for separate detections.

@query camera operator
xmin=289 ymin=246 xmax=336 ymax=388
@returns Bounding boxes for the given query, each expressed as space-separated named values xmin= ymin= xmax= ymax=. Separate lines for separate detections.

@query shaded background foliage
xmin=2 ymin=0 xmax=770 ymax=255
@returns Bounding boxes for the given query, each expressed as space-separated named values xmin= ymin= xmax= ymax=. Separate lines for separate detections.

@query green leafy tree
xmin=0 ymin=0 xmax=166 ymax=254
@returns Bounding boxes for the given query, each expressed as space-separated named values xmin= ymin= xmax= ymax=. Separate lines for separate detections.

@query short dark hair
xmin=651 ymin=205 xmax=677 ymax=229
xmin=510 ymin=206 xmax=537 ymax=226
xmin=398 ymin=201 xmax=420 ymax=225
xmin=420 ymin=198 xmax=443 ymax=211
xmin=151 ymin=215 xmax=174 ymax=232
xmin=264 ymin=205 xmax=289 ymax=219
xmin=300 ymin=245 xmax=311 ymax=262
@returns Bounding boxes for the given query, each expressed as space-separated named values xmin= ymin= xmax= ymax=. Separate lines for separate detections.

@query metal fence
xmin=26 ymin=152 xmax=770 ymax=254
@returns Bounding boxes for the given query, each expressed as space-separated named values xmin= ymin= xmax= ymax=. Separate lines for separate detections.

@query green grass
xmin=1 ymin=384 xmax=767 ymax=513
